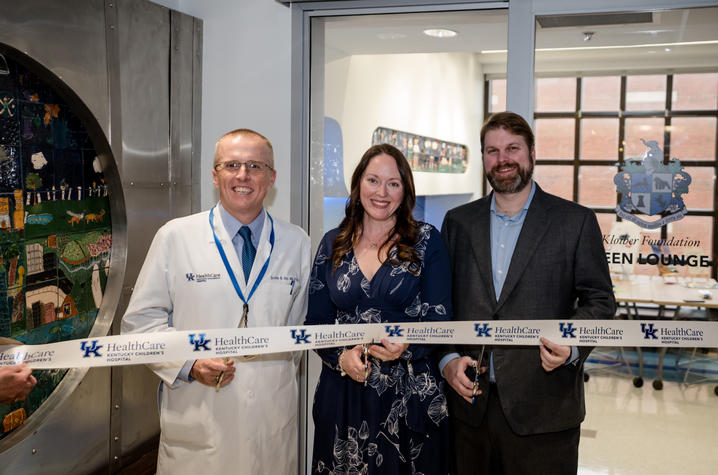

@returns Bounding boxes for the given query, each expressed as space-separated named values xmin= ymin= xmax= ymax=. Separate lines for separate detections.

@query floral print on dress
xmin=315 ymin=423 xmax=383 ymax=475
xmin=405 ymin=295 xmax=447 ymax=318
xmin=306 ymin=223 xmax=453 ymax=474
xmin=309 ymin=245 xmax=328 ymax=293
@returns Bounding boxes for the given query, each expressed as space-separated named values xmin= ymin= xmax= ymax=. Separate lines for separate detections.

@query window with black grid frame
xmin=485 ymin=73 xmax=718 ymax=278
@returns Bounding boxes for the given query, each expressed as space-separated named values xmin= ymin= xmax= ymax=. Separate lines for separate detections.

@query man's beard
xmin=486 ymin=161 xmax=534 ymax=194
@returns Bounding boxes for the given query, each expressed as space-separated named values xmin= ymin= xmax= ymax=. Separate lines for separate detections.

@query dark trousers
xmin=451 ymin=384 xmax=580 ymax=475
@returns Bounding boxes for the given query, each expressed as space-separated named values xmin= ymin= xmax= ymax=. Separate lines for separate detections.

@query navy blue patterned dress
xmin=306 ymin=223 xmax=452 ymax=475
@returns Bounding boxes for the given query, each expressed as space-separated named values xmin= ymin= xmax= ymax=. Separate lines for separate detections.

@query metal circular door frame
xmin=0 ymin=42 xmax=126 ymax=452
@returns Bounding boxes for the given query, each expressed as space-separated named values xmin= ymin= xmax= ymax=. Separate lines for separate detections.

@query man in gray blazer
xmin=440 ymin=112 xmax=615 ymax=474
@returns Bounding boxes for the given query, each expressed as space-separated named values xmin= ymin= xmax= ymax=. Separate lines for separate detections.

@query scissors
xmin=363 ymin=343 xmax=377 ymax=387
xmin=471 ymin=345 xmax=485 ymax=404
xmin=216 ymin=357 xmax=231 ymax=392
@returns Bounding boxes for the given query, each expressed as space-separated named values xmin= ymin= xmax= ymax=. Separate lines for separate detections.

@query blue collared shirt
xmin=489 ymin=182 xmax=536 ymax=300
xmin=178 ymin=203 xmax=266 ymax=383
xmin=487 ymin=182 xmax=536 ymax=380
xmin=217 ymin=201 xmax=265 ymax=265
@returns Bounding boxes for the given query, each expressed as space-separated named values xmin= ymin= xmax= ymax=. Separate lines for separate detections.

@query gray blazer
xmin=440 ymin=184 xmax=616 ymax=436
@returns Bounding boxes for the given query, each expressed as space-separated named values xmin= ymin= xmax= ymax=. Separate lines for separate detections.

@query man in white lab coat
xmin=121 ymin=129 xmax=311 ymax=474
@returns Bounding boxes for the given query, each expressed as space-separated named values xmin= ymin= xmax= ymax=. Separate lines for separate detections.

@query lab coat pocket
xmin=260 ymin=279 xmax=298 ymax=325
xmin=160 ymin=383 xmax=217 ymax=450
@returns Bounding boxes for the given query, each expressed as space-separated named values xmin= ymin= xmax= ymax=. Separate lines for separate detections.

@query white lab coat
xmin=121 ymin=207 xmax=311 ymax=475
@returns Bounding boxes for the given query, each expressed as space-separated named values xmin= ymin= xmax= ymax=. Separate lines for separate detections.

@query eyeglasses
xmin=214 ymin=160 xmax=274 ymax=175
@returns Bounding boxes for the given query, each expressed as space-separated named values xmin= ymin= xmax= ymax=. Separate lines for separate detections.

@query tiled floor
xmin=579 ymin=373 xmax=718 ymax=474
xmin=115 ymin=355 xmax=718 ymax=474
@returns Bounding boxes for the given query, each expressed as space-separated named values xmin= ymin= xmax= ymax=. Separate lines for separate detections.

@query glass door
xmin=305 ymin=5 xmax=508 ymax=472
xmin=528 ymin=4 xmax=718 ymax=474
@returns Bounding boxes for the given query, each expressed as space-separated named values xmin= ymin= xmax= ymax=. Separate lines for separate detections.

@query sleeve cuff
xmin=177 ymin=360 xmax=196 ymax=383
xmin=566 ymin=346 xmax=580 ymax=366
xmin=438 ymin=352 xmax=461 ymax=377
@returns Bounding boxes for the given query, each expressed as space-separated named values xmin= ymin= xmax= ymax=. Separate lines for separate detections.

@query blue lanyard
xmin=208 ymin=207 xmax=275 ymax=309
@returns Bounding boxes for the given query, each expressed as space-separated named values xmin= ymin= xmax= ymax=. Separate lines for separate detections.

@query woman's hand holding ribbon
xmin=368 ymin=338 xmax=409 ymax=362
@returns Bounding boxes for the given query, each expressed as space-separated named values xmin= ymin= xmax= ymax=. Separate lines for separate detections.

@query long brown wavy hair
xmin=331 ymin=144 xmax=421 ymax=275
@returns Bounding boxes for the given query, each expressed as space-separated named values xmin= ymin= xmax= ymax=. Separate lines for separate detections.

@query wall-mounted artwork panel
xmin=372 ymin=126 xmax=468 ymax=174
xmin=0 ymin=46 xmax=115 ymax=440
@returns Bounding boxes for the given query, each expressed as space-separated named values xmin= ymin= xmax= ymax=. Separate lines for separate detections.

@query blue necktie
xmin=238 ymin=226 xmax=256 ymax=283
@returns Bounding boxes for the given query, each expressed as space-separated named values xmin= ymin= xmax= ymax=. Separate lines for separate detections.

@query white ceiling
xmin=322 ymin=7 xmax=718 ymax=71
xmin=323 ymin=10 xmax=509 ymax=58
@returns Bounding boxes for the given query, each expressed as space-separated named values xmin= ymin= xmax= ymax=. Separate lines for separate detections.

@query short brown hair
xmin=214 ymin=128 xmax=274 ymax=167
xmin=480 ymin=112 xmax=534 ymax=153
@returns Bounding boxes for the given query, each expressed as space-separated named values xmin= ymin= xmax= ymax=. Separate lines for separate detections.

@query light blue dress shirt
xmin=486 ymin=182 xmax=536 ymax=381
xmin=177 ymin=203 xmax=265 ymax=382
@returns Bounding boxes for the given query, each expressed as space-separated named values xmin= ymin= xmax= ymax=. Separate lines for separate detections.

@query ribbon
xmin=1 ymin=319 xmax=716 ymax=370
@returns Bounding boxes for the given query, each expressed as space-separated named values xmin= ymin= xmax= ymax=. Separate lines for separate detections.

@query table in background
xmin=612 ymin=276 xmax=718 ymax=391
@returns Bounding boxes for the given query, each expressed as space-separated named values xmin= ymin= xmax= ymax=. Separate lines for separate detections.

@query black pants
xmin=451 ymin=384 xmax=580 ymax=475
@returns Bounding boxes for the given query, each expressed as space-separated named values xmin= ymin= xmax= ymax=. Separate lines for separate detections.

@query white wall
xmin=150 ymin=0 xmax=294 ymax=220
xmin=326 ymin=52 xmax=484 ymax=200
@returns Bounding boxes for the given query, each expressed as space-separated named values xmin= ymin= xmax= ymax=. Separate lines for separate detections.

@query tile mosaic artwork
xmin=0 ymin=51 xmax=112 ymax=438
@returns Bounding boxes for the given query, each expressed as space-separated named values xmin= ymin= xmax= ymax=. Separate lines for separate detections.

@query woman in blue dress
xmin=306 ymin=144 xmax=452 ymax=474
